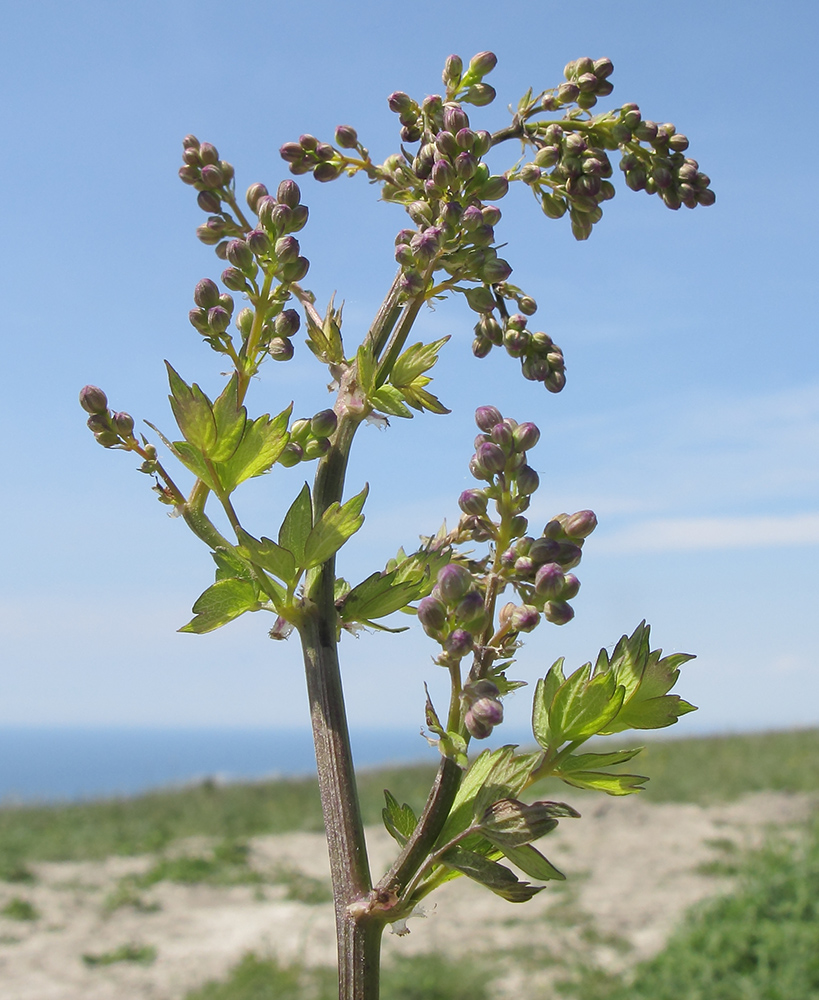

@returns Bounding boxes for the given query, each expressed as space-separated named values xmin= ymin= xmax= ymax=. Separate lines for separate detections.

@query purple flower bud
xmin=565 ymin=509 xmax=598 ymax=538
xmin=490 ymin=422 xmax=514 ymax=452
xmin=557 ymin=82 xmax=580 ymax=104
xmin=431 ymin=158 xmax=455 ymax=189
xmin=395 ymin=243 xmax=415 ymax=268
xmin=197 ymin=190 xmax=222 ymax=213
xmin=278 ymin=442 xmax=304 ymax=467
xmin=504 ymin=329 xmax=529 ymax=358
xmin=470 ymin=696 xmax=503 ymax=726
xmin=208 ymin=306 xmax=231 ymax=334
xmin=544 ymin=370 xmax=566 ymax=393
xmin=86 ymin=412 xmax=110 ymax=433
xmin=196 ymin=223 xmax=222 ymax=246
xmin=226 ymin=240 xmax=254 ymax=272
xmin=112 ymin=411 xmax=134 ymax=437
xmin=436 ymin=564 xmax=472 ymax=604
xmin=516 ymin=465 xmax=540 ymax=495
xmin=500 ymin=548 xmax=518 ymax=570
xmin=555 ymin=541 xmax=583 ymax=570
xmin=334 ymin=125 xmax=358 ymax=148
xmin=514 ymin=556 xmax=536 ymax=579
xmin=268 ymin=338 xmax=294 ymax=362
xmin=476 ymin=441 xmax=506 ymax=475
xmin=199 ymin=142 xmax=219 ymax=165
xmin=236 ymin=308 xmax=254 ymax=337
xmin=481 ymin=258 xmax=512 ymax=284
xmin=310 ymin=409 xmax=338 ymax=438
xmin=314 ymin=161 xmax=343 ymax=182
xmin=509 ymin=515 xmax=528 ymax=537
xmin=194 ymin=278 xmax=220 ymax=309
xmin=544 ymin=601 xmax=575 ymax=626
xmin=281 ymin=256 xmax=310 ymax=283
xmin=200 ymin=164 xmax=224 ymax=188
xmin=443 ymin=54 xmax=463 ymax=87
xmin=400 ymin=123 xmax=422 ymax=143
xmin=247 ymin=229 xmax=271 ymax=255
xmin=407 ymin=201 xmax=433 ymax=226
xmin=94 ymin=430 xmax=120 ymax=448
xmin=465 ymin=709 xmax=493 ymax=740
xmin=472 ymin=336 xmax=492 ymax=359
xmin=459 ymin=489 xmax=488 ymax=515
xmin=435 ymin=129 xmax=459 ymax=159
xmin=388 ymin=91 xmax=414 ymax=114
xmin=443 ymin=105 xmax=469 ymax=134
xmin=456 ymin=127 xmax=476 ymax=150
xmin=79 ymin=385 xmax=109 ymax=414
xmin=528 ymin=537 xmax=559 ymax=565
xmin=454 ymin=150 xmax=478 ymax=180
xmin=535 ymin=562 xmax=565 ymax=599
xmin=417 ymin=596 xmax=447 ymax=635
xmin=510 ymin=605 xmax=540 ymax=632
xmin=475 ymin=405 xmax=502 ymax=432
xmin=479 ymin=175 xmax=509 ymax=200
xmin=189 ymin=307 xmax=208 ymax=332
xmin=275 ymin=236 xmax=300 ymax=263
xmin=561 ymin=574 xmax=580 ymax=600
xmin=221 ymin=267 xmax=248 ymax=292
xmin=182 ymin=134 xmax=200 ymax=150
xmin=277 ymin=180 xmax=301 ymax=208
xmin=245 ymin=183 xmax=268 ymax=213
xmin=410 ymin=227 xmax=442 ymax=264
xmin=461 ymin=205 xmax=484 ymax=230
xmin=455 ymin=590 xmax=485 ymax=626
xmin=468 ymin=51 xmax=497 ymax=77
xmin=445 ymin=628 xmax=474 ymax=659
xmin=304 ymin=437 xmax=332 ymax=460
xmin=400 ymin=271 xmax=426 ymax=297
xmin=178 ymin=165 xmax=200 ymax=185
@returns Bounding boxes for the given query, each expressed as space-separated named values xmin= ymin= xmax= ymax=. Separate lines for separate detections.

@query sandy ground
xmin=0 ymin=790 xmax=814 ymax=999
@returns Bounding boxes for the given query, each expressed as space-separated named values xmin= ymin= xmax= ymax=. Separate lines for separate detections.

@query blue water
xmin=0 ymin=726 xmax=533 ymax=804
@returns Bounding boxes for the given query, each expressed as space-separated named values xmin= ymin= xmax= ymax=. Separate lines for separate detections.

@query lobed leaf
xmin=303 ymin=485 xmax=368 ymax=568
xmin=179 ymin=578 xmax=260 ymax=634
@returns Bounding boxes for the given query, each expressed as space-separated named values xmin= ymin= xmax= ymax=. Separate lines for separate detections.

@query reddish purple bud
xmin=556 ymin=541 xmax=583 ymax=569
xmin=465 ymin=709 xmax=493 ymax=740
xmin=443 ymin=105 xmax=469 ymax=134
xmin=194 ymin=278 xmax=220 ymax=309
xmin=200 ymin=164 xmax=224 ymax=188
xmin=475 ymin=405 xmax=503 ymax=432
xmin=197 ymin=190 xmax=222 ymax=213
xmin=445 ymin=628 xmax=474 ymax=659
xmin=436 ymin=564 xmax=472 ymax=604
xmin=565 ymin=509 xmax=598 ymax=538
xmin=388 ymin=91 xmax=414 ymax=115
xmin=561 ymin=574 xmax=580 ymax=600
xmin=514 ymin=556 xmax=536 ymax=579
xmin=459 ymin=489 xmax=488 ymax=515
xmin=245 ymin=183 xmax=269 ymax=212
xmin=468 ymin=51 xmax=497 ymax=76
xmin=281 ymin=256 xmax=310 ymax=282
xmin=516 ymin=466 xmax=540 ymax=495
xmin=112 ymin=411 xmax=135 ymax=437
xmin=335 ymin=125 xmax=358 ymax=148
xmin=417 ymin=596 xmax=447 ymax=635
xmin=476 ymin=442 xmax=506 ymax=475
xmin=544 ymin=601 xmax=575 ymax=625
xmin=470 ymin=696 xmax=503 ymax=726
xmin=510 ymin=605 xmax=540 ymax=632
xmin=226 ymin=239 xmax=254 ymax=272
xmin=529 ymin=537 xmax=560 ymax=564
xmin=278 ymin=442 xmax=303 ymax=467
xmin=535 ymin=562 xmax=565 ymax=598
xmin=310 ymin=409 xmax=338 ymax=438
xmin=513 ymin=422 xmax=540 ymax=452
xmin=268 ymin=337 xmax=294 ymax=361
xmin=207 ymin=306 xmax=231 ymax=334
xmin=455 ymin=590 xmax=485 ymax=625
xmin=79 ymin=385 xmax=108 ymax=415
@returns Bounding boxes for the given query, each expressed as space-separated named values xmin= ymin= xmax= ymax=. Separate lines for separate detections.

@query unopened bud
xmin=79 ymin=385 xmax=108 ymax=414
xmin=276 ymin=180 xmax=301 ymax=207
xmin=475 ymin=405 xmax=502 ymax=431
xmin=197 ymin=190 xmax=222 ymax=213
xmin=459 ymin=489 xmax=488 ymax=515
xmin=417 ymin=596 xmax=447 ymax=635
xmin=544 ymin=601 xmax=575 ymax=625
xmin=221 ymin=267 xmax=248 ymax=292
xmin=335 ymin=125 xmax=358 ymax=148
xmin=226 ymin=239 xmax=254 ymax=272
xmin=467 ymin=50 xmax=497 ymax=77
xmin=278 ymin=442 xmax=303 ymax=467
xmin=281 ymin=256 xmax=310 ymax=282
xmin=565 ymin=509 xmax=598 ymax=538
xmin=516 ymin=465 xmax=540 ymax=495
xmin=445 ymin=628 xmax=474 ymax=659
xmin=455 ymin=590 xmax=485 ymax=626
xmin=510 ymin=605 xmax=540 ymax=632
xmin=535 ymin=562 xmax=565 ymax=599
xmin=310 ymin=409 xmax=338 ymax=438
xmin=470 ymin=696 xmax=503 ymax=726
xmin=194 ymin=278 xmax=220 ymax=309
xmin=275 ymin=309 xmax=301 ymax=338
xmin=436 ymin=564 xmax=472 ymax=604
xmin=112 ymin=411 xmax=134 ymax=437
xmin=465 ymin=709 xmax=493 ymax=740
xmin=268 ymin=337 xmax=294 ymax=362
xmin=443 ymin=54 xmax=463 ymax=88
xmin=475 ymin=441 xmax=506 ymax=475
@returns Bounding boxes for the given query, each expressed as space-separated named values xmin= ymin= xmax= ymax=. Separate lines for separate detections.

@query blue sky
xmin=1 ymin=0 xmax=817 ymax=740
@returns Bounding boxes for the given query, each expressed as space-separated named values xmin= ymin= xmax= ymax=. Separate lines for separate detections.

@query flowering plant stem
xmin=81 ymin=50 xmax=713 ymax=1000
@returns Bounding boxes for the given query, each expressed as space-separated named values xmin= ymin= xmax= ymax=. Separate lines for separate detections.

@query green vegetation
xmin=0 ymin=897 xmax=39 ymax=921
xmin=559 ymin=812 xmax=819 ymax=1000
xmin=184 ymin=952 xmax=491 ymax=1000
xmin=82 ymin=942 xmax=157 ymax=966
xmin=1 ymin=729 xmax=817 ymax=871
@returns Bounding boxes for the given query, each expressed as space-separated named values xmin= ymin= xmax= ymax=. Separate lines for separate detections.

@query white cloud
xmin=596 ymin=512 xmax=819 ymax=554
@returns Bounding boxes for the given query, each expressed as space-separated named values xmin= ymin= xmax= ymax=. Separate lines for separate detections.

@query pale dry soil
xmin=0 ymin=790 xmax=814 ymax=1000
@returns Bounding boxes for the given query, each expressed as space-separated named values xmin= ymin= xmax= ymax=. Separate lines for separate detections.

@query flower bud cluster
xmin=614 ymin=106 xmax=715 ymax=210
xmin=278 ymin=408 xmax=338 ymax=467
xmin=557 ymin=57 xmax=615 ymax=112
xmin=416 ymin=562 xmax=487 ymax=667
xmin=187 ymin=278 xmax=239 ymax=353
xmin=462 ymin=679 xmax=504 ymax=740
xmin=280 ymin=132 xmax=348 ymax=183
xmin=472 ymin=312 xmax=566 ymax=392
xmin=178 ymin=137 xmax=247 ymax=250
xmin=498 ymin=509 xmax=597 ymax=624
xmin=457 ymin=407 xmax=544 ymax=543
xmin=79 ymin=385 xmax=138 ymax=452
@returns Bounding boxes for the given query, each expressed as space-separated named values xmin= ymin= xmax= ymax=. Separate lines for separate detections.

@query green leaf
xmin=391 ymin=337 xmax=449 ymax=388
xmin=166 ymin=363 xmax=217 ymax=454
xmin=219 ymin=405 xmax=291 ymax=492
xmin=371 ymin=385 xmax=413 ymax=418
xmin=278 ymin=484 xmax=313 ymax=568
xmin=211 ymin=546 xmax=254 ymax=583
xmin=549 ymin=665 xmax=626 ymax=743
xmin=557 ymin=770 xmax=649 ymax=795
xmin=382 ymin=790 xmax=418 ymax=847
xmin=356 ymin=342 xmax=376 ymax=395
xmin=338 ymin=571 xmax=422 ymax=622
xmin=558 ymin=748 xmax=644 ymax=772
xmin=441 ymin=848 xmax=543 ymax=902
xmin=478 ymin=798 xmax=579 ymax=848
xmin=532 ymin=659 xmax=565 ymax=750
xmin=172 ymin=440 xmax=218 ymax=491
xmin=209 ymin=375 xmax=247 ymax=463
xmin=401 ymin=381 xmax=451 ymax=415
xmin=303 ymin=485 xmax=368 ymax=568
xmin=502 ymin=843 xmax=566 ymax=881
xmin=179 ymin=578 xmax=260 ymax=634
xmin=237 ymin=529 xmax=298 ymax=588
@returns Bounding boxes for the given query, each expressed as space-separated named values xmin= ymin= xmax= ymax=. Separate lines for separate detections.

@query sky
xmin=1 ymin=0 xmax=817 ymax=743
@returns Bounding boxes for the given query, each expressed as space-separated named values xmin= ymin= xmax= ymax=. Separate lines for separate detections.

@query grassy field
xmin=1 ymin=727 xmax=818 ymax=870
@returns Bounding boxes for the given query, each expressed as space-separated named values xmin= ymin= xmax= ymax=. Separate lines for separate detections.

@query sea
xmin=0 ymin=726 xmax=534 ymax=805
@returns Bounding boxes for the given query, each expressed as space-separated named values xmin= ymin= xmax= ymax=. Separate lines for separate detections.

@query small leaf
xmin=382 ymin=790 xmax=418 ymax=847
xmin=532 ymin=659 xmax=565 ymax=750
xmin=371 ymin=385 xmax=413 ymax=418
xmin=558 ymin=748 xmax=644 ymax=772
xmin=390 ymin=337 xmax=449 ymax=388
xmin=211 ymin=546 xmax=254 ymax=582
xmin=356 ymin=343 xmax=376 ymax=395
xmin=278 ymin=484 xmax=313 ymax=568
xmin=441 ymin=848 xmax=543 ymax=902
xmin=219 ymin=404 xmax=292 ymax=492
xmin=179 ymin=578 xmax=260 ymax=634
xmin=557 ymin=770 xmax=649 ymax=796
xmin=172 ymin=440 xmax=218 ymax=491
xmin=478 ymin=798 xmax=579 ymax=849
xmin=549 ymin=665 xmax=626 ymax=743
xmin=303 ymin=485 xmax=368 ymax=568
xmin=209 ymin=375 xmax=247 ymax=463
xmin=166 ymin=363 xmax=217 ymax=454
xmin=501 ymin=843 xmax=566 ymax=881
xmin=338 ymin=571 xmax=421 ymax=622
xmin=238 ymin=529 xmax=298 ymax=587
